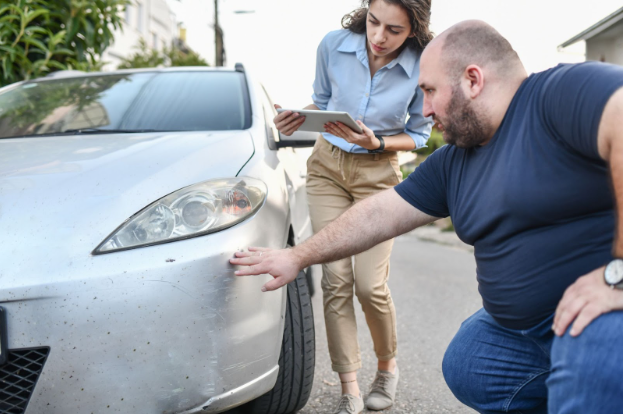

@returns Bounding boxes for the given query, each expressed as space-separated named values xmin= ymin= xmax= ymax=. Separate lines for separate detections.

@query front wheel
xmin=242 ymin=270 xmax=315 ymax=413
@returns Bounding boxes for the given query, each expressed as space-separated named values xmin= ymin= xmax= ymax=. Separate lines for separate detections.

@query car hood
xmin=0 ymin=131 xmax=254 ymax=265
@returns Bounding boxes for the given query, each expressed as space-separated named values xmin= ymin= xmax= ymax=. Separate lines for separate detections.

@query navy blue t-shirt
xmin=395 ymin=62 xmax=623 ymax=329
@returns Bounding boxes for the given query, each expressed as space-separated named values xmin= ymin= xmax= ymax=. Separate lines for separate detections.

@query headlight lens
xmin=93 ymin=177 xmax=267 ymax=254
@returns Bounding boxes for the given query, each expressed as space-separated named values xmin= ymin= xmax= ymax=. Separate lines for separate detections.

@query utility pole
xmin=214 ymin=0 xmax=225 ymax=66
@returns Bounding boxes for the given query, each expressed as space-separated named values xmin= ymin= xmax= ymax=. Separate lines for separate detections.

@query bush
xmin=0 ymin=0 xmax=128 ymax=87
xmin=167 ymin=46 xmax=208 ymax=67
xmin=116 ymin=38 xmax=165 ymax=69
xmin=415 ymin=126 xmax=445 ymax=157
xmin=117 ymin=38 xmax=208 ymax=69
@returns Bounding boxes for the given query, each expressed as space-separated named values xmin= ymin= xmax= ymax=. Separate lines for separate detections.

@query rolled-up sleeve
xmin=312 ymin=36 xmax=331 ymax=110
xmin=404 ymin=88 xmax=432 ymax=149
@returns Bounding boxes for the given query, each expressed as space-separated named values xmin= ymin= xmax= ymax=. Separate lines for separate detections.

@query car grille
xmin=0 ymin=348 xmax=50 ymax=414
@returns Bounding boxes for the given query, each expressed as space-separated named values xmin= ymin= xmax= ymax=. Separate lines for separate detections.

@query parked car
xmin=0 ymin=65 xmax=317 ymax=414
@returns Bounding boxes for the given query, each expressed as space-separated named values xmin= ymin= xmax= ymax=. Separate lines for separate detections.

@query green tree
xmin=0 ymin=0 xmax=129 ymax=87
xmin=117 ymin=38 xmax=208 ymax=69
xmin=117 ymin=38 xmax=165 ymax=69
xmin=166 ymin=46 xmax=208 ymax=67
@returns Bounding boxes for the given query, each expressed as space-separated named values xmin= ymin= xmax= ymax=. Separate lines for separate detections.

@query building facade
xmin=102 ymin=0 xmax=177 ymax=70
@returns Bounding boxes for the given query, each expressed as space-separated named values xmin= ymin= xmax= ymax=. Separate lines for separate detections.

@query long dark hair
xmin=341 ymin=0 xmax=433 ymax=52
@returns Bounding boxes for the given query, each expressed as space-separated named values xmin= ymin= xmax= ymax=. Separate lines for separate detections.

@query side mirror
xmin=277 ymin=130 xmax=318 ymax=148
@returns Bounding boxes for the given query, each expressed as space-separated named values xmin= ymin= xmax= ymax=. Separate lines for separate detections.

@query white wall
xmin=586 ymin=36 xmax=623 ymax=65
xmin=102 ymin=0 xmax=177 ymax=71
xmin=580 ymin=17 xmax=623 ymax=65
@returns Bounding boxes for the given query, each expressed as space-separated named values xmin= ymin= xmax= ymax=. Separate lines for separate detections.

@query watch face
xmin=605 ymin=259 xmax=623 ymax=285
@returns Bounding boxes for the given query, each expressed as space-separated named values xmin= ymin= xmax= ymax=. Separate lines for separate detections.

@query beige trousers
xmin=306 ymin=136 xmax=401 ymax=373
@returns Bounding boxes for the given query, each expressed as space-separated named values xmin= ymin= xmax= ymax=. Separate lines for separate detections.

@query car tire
xmin=304 ymin=267 xmax=315 ymax=298
xmin=241 ymin=270 xmax=315 ymax=413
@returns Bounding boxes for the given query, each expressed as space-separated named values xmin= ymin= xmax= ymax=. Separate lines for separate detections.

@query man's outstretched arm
xmin=554 ymin=87 xmax=623 ymax=336
xmin=229 ymin=188 xmax=438 ymax=292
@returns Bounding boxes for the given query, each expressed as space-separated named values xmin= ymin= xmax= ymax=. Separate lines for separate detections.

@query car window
xmin=0 ymin=71 xmax=251 ymax=139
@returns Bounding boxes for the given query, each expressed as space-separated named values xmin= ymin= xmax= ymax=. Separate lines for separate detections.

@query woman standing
xmin=274 ymin=1 xmax=432 ymax=412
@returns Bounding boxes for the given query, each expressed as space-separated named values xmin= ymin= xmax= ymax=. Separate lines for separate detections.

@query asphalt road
xmin=300 ymin=230 xmax=480 ymax=414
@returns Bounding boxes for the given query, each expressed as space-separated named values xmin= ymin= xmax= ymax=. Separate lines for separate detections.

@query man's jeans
xmin=442 ymin=308 xmax=623 ymax=413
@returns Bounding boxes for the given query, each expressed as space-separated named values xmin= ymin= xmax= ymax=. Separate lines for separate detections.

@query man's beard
xmin=437 ymin=86 xmax=489 ymax=149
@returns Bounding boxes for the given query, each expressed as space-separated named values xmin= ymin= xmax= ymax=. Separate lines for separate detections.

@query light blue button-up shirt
xmin=312 ymin=29 xmax=432 ymax=153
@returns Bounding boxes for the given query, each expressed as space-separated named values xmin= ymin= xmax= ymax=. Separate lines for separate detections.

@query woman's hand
xmin=273 ymin=104 xmax=306 ymax=136
xmin=324 ymin=120 xmax=381 ymax=150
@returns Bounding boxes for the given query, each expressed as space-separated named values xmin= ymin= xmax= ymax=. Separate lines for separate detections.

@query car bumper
xmin=0 ymin=210 xmax=288 ymax=414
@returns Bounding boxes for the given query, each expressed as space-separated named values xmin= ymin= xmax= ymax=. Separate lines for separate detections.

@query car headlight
xmin=93 ymin=177 xmax=267 ymax=254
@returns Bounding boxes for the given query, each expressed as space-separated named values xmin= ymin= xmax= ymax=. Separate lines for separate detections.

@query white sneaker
xmin=333 ymin=393 xmax=364 ymax=414
xmin=366 ymin=366 xmax=399 ymax=410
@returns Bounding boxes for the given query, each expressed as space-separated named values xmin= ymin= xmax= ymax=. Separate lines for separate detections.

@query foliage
xmin=415 ymin=126 xmax=445 ymax=156
xmin=116 ymin=38 xmax=165 ymax=69
xmin=117 ymin=38 xmax=208 ymax=69
xmin=0 ymin=0 xmax=129 ymax=87
xmin=167 ymin=46 xmax=208 ymax=67
xmin=400 ymin=126 xmax=445 ymax=178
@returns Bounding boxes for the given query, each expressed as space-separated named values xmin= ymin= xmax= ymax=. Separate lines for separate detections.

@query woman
xmin=274 ymin=1 xmax=433 ymax=412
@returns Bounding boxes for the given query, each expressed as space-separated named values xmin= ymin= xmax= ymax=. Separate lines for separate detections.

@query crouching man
xmin=231 ymin=20 xmax=623 ymax=413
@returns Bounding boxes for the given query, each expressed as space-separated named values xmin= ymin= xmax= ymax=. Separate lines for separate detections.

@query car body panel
xmin=1 ymin=217 xmax=286 ymax=413
xmin=0 ymin=67 xmax=315 ymax=413
xmin=1 ymin=131 xmax=254 ymax=279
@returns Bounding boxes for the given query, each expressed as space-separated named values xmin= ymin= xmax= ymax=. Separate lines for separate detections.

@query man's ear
xmin=463 ymin=65 xmax=485 ymax=99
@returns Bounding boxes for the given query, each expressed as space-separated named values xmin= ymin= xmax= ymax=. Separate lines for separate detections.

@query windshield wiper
xmin=62 ymin=128 xmax=161 ymax=134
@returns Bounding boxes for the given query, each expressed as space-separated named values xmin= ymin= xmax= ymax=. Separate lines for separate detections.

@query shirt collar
xmin=337 ymin=30 xmax=363 ymax=53
xmin=337 ymin=30 xmax=417 ymax=78
xmin=392 ymin=46 xmax=417 ymax=78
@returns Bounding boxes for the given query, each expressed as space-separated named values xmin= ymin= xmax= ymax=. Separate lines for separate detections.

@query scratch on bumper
xmin=180 ymin=365 xmax=279 ymax=413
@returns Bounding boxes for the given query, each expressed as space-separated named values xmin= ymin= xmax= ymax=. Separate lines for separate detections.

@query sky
xmin=168 ymin=0 xmax=622 ymax=108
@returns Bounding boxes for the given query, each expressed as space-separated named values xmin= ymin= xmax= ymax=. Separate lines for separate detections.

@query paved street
xmin=300 ymin=228 xmax=480 ymax=414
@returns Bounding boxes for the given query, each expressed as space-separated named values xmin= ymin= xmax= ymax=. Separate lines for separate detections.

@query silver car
xmin=0 ymin=66 xmax=317 ymax=413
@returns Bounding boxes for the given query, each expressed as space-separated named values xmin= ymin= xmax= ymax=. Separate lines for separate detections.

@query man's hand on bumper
xmin=230 ymin=247 xmax=303 ymax=292
xmin=553 ymin=266 xmax=623 ymax=336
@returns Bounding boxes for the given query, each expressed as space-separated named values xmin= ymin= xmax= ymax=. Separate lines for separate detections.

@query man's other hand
xmin=553 ymin=266 xmax=623 ymax=336
xmin=230 ymin=247 xmax=303 ymax=292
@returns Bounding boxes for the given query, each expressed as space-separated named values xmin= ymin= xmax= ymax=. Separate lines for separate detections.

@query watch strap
xmin=368 ymin=135 xmax=385 ymax=153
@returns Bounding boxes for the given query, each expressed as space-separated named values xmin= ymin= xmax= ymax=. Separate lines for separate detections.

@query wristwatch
xmin=604 ymin=259 xmax=623 ymax=289
xmin=368 ymin=134 xmax=385 ymax=154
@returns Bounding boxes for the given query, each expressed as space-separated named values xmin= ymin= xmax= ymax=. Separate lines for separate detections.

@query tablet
xmin=277 ymin=109 xmax=363 ymax=134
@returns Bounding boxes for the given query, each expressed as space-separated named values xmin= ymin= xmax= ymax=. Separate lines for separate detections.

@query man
xmin=231 ymin=20 xmax=623 ymax=413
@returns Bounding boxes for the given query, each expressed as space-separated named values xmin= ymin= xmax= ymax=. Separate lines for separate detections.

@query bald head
xmin=418 ymin=21 xmax=528 ymax=147
xmin=431 ymin=20 xmax=525 ymax=82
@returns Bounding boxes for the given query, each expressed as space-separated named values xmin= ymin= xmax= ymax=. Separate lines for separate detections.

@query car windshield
xmin=0 ymin=71 xmax=251 ymax=139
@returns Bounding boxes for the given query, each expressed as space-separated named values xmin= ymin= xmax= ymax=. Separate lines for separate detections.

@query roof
xmin=559 ymin=6 xmax=623 ymax=49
